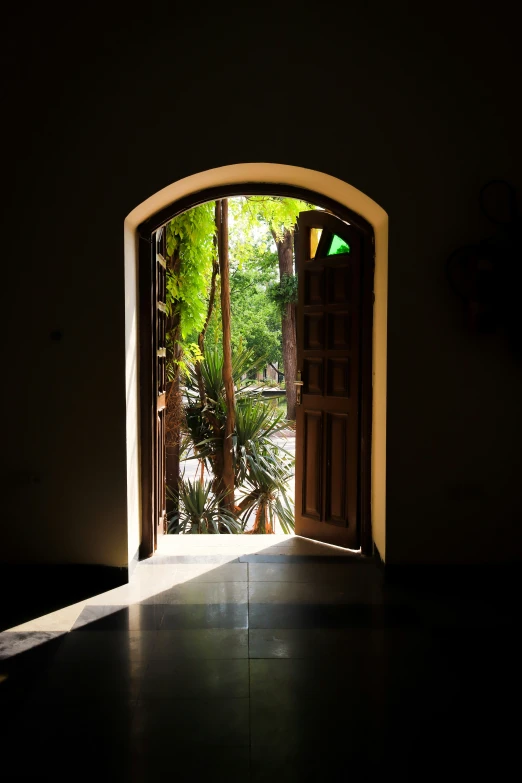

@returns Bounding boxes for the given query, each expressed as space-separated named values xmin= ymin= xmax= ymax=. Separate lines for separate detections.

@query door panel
xmin=139 ymin=227 xmax=168 ymax=558
xmin=326 ymin=412 xmax=348 ymax=524
xmin=303 ymin=410 xmax=323 ymax=519
xmin=154 ymin=229 xmax=167 ymax=547
xmin=295 ymin=210 xmax=362 ymax=549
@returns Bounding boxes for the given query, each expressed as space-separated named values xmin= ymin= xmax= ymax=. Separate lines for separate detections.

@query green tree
xmin=165 ymin=201 xmax=216 ymax=370
xmin=205 ymin=239 xmax=282 ymax=370
xmin=175 ymin=346 xmax=295 ymax=534
xmin=227 ymin=196 xmax=315 ymax=420
xmin=163 ymin=202 xmax=216 ymax=504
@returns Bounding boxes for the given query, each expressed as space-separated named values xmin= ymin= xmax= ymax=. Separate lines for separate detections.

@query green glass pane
xmin=328 ymin=234 xmax=351 ymax=255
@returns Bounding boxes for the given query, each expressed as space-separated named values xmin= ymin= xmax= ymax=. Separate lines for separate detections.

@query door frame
xmin=127 ymin=164 xmax=388 ymax=562
xmin=136 ymin=183 xmax=376 ymax=558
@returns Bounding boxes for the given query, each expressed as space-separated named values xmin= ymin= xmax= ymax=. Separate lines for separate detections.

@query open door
xmin=154 ymin=228 xmax=167 ymax=547
xmin=294 ymin=210 xmax=363 ymax=549
xmin=139 ymin=227 xmax=167 ymax=558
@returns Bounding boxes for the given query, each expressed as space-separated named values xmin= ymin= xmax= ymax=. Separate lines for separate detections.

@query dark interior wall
xmin=1 ymin=2 xmax=521 ymax=566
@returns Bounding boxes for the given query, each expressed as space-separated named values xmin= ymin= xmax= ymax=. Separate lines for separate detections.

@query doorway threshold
xmin=149 ymin=535 xmax=364 ymax=564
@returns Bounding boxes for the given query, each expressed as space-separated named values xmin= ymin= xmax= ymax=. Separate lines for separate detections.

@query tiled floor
xmin=0 ymin=536 xmax=519 ymax=781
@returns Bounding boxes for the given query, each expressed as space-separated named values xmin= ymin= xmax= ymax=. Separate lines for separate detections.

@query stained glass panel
xmin=327 ymin=234 xmax=351 ymax=255
xmin=310 ymin=228 xmax=322 ymax=259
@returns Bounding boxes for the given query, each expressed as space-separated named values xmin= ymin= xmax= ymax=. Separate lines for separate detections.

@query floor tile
xmin=52 ymin=630 xmax=160 ymax=661
xmin=0 ymin=631 xmax=66 ymax=660
xmin=129 ymin=745 xmax=250 ymax=783
xmin=71 ymin=604 xmax=163 ymax=631
xmin=140 ymin=581 xmax=247 ymax=605
xmin=53 ymin=628 xmax=249 ymax=661
xmin=249 ymin=658 xmax=372 ymax=705
xmin=139 ymin=555 xmax=240 ymax=564
xmin=250 ymin=756 xmax=370 ymax=783
xmin=249 ymin=602 xmax=419 ymax=629
xmin=138 ymin=658 xmax=249 ymax=698
xmin=153 ymin=629 xmax=248 ymax=659
xmin=250 ymin=698 xmax=373 ymax=761
xmin=8 ymin=694 xmax=138 ymax=736
xmin=133 ymin=562 xmax=247 ymax=581
xmin=159 ymin=563 xmax=248 ymax=582
xmin=240 ymin=554 xmax=363 ymax=563
xmin=2 ymin=731 xmax=133 ymax=782
xmin=132 ymin=696 xmax=250 ymax=745
xmin=26 ymin=658 xmax=147 ymax=702
xmin=248 ymin=579 xmax=380 ymax=605
xmin=1 ymin=545 xmax=520 ymax=783
xmin=160 ymin=603 xmax=248 ymax=629
xmin=248 ymin=561 xmax=379 ymax=583
xmin=4 ymin=600 xmax=88 ymax=633
xmin=248 ymin=627 xmax=385 ymax=658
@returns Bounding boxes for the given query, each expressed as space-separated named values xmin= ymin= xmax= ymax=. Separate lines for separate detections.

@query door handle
xmin=294 ymin=371 xmax=304 ymax=406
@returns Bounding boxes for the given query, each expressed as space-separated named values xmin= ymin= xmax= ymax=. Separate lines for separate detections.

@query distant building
xmin=255 ymin=363 xmax=280 ymax=383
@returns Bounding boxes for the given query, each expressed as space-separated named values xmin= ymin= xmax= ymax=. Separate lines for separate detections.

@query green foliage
xmin=187 ymin=346 xmax=264 ymax=409
xmin=230 ymin=195 xmax=314 ymax=242
xmin=163 ymin=196 xmax=318 ymax=534
xmin=172 ymin=346 xmax=295 ymax=535
xmin=166 ymin=479 xmax=242 ymax=534
xmin=268 ymin=273 xmax=298 ymax=315
xmin=204 ymin=199 xmax=298 ymax=369
xmin=236 ymin=445 xmax=296 ymax=535
xmin=164 ymin=195 xmax=318 ymax=376
xmin=205 ymin=246 xmax=282 ymax=367
xmin=166 ymin=337 xmax=202 ymax=380
xmin=182 ymin=347 xmax=266 ymax=470
xmin=233 ymin=396 xmax=292 ymax=488
xmin=165 ymin=203 xmax=216 ymax=341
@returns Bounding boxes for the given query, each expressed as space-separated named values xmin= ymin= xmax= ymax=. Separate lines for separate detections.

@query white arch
xmin=124 ymin=164 xmax=388 ymax=563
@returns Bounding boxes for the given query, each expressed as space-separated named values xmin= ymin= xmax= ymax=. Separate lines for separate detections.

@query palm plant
xmin=171 ymin=345 xmax=295 ymax=534
xmin=182 ymin=347 xmax=266 ymax=487
xmin=167 ymin=479 xmax=242 ymax=534
xmin=233 ymin=394 xmax=292 ymax=480
xmin=236 ymin=443 xmax=295 ymax=534
xmin=186 ymin=346 xmax=263 ymax=408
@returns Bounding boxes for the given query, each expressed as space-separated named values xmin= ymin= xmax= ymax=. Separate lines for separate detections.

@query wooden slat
xmin=139 ymin=235 xmax=155 ymax=560
xmin=157 ymin=253 xmax=167 ymax=269
xmin=157 ymin=392 xmax=166 ymax=411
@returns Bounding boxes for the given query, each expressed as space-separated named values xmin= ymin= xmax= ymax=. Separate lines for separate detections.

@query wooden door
xmin=294 ymin=210 xmax=362 ymax=549
xmin=138 ymin=227 xmax=168 ymax=558
xmin=154 ymin=229 xmax=167 ymax=547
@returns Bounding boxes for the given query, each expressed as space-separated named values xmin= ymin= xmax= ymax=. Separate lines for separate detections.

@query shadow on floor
xmin=0 ymin=538 xmax=520 ymax=781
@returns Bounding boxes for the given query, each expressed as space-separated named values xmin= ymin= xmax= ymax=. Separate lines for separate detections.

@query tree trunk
xmin=217 ymin=199 xmax=236 ymax=514
xmin=275 ymin=228 xmax=297 ymax=421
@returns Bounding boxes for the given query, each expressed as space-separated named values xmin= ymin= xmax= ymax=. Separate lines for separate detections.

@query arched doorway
xmin=124 ymin=165 xmax=388 ymax=564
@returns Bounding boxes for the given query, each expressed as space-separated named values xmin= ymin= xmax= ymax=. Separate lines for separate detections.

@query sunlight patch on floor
xmin=156 ymin=534 xmax=358 ymax=556
xmin=0 ymin=536 xmax=360 ymax=658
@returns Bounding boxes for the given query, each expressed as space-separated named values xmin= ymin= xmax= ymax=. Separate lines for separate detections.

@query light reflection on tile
xmin=140 ymin=581 xmax=248 ymax=606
